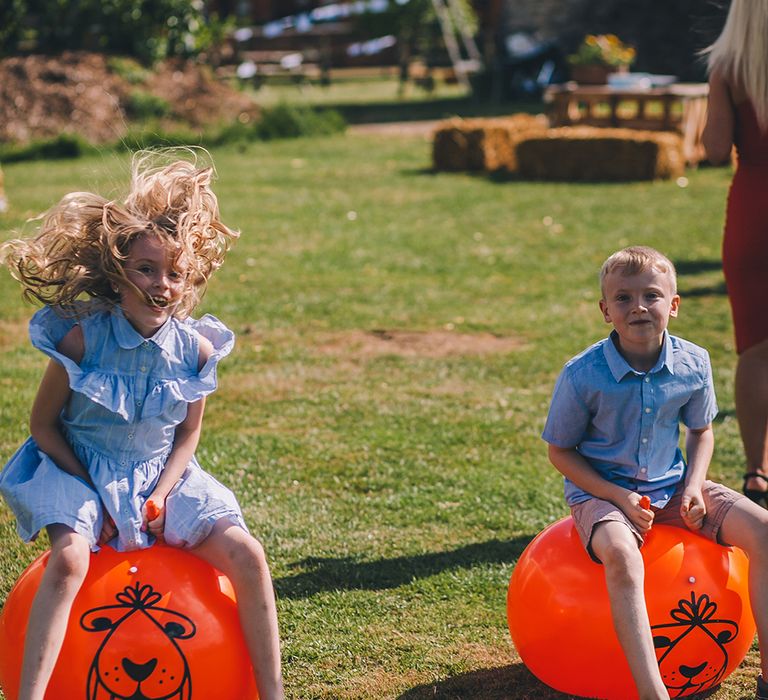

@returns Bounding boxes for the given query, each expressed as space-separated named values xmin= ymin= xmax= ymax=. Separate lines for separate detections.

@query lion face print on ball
xmin=80 ymin=582 xmax=196 ymax=699
xmin=0 ymin=545 xmax=259 ymax=700
xmin=507 ymin=517 xmax=754 ymax=700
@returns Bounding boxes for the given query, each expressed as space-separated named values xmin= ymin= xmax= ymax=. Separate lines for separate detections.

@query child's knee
xmin=48 ymin=535 xmax=90 ymax=584
xmin=231 ymin=534 xmax=268 ymax=570
xmin=738 ymin=516 xmax=768 ymax=556
xmin=598 ymin=539 xmax=644 ymax=584
xmin=212 ymin=538 xmax=269 ymax=594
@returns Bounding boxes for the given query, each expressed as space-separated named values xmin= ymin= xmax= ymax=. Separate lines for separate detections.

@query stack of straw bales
xmin=432 ymin=114 xmax=549 ymax=173
xmin=515 ymin=127 xmax=685 ymax=181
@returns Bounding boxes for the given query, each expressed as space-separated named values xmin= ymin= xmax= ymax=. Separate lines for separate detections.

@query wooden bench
xmin=544 ymin=83 xmax=709 ymax=166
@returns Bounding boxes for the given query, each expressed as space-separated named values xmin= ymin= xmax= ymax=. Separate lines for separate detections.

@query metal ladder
xmin=430 ymin=0 xmax=483 ymax=89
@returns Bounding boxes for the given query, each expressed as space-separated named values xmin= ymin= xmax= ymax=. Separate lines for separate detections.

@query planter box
xmin=570 ymin=63 xmax=626 ymax=85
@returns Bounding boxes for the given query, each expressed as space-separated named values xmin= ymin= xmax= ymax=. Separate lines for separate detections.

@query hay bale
xmin=432 ymin=114 xmax=549 ymax=172
xmin=515 ymin=127 xmax=685 ymax=181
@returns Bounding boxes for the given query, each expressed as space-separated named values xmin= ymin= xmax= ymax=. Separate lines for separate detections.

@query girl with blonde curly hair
xmin=0 ymin=150 xmax=284 ymax=700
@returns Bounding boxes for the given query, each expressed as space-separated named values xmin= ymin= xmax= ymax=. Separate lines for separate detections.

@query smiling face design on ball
xmin=80 ymin=582 xmax=196 ymax=700
xmin=651 ymin=591 xmax=739 ymax=696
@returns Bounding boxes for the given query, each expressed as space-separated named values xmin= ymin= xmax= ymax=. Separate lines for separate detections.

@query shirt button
xmin=644 ymin=377 xmax=650 ymax=383
xmin=640 ymin=467 xmax=647 ymax=473
xmin=645 ymin=407 xmax=652 ymax=414
xmin=140 ymin=366 xmax=147 ymax=372
xmin=642 ymin=438 xmax=648 ymax=444
xmin=128 ymin=433 xmax=134 ymax=440
xmin=136 ymin=399 xmax=143 ymax=406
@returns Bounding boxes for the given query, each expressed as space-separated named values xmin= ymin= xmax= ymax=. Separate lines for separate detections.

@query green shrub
xmin=117 ymin=128 xmax=203 ymax=152
xmin=125 ymin=90 xmax=171 ymax=120
xmin=255 ymin=104 xmax=346 ymax=141
xmin=0 ymin=134 xmax=97 ymax=163
xmin=207 ymin=120 xmax=256 ymax=146
xmin=0 ymin=106 xmax=347 ymax=163
xmin=107 ymin=56 xmax=151 ymax=85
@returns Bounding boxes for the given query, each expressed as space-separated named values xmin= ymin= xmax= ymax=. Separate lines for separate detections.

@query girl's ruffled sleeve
xmin=32 ymin=308 xmax=235 ymax=419
xmin=29 ymin=305 xmax=81 ymax=377
xmin=28 ymin=305 xmax=134 ymax=419
xmin=168 ymin=314 xmax=235 ymax=403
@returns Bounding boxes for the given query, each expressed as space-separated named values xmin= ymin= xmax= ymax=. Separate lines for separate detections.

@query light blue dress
xmin=0 ymin=304 xmax=247 ymax=551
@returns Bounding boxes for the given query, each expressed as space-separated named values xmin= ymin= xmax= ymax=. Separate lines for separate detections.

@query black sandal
xmin=743 ymin=472 xmax=768 ymax=505
xmin=757 ymin=674 xmax=768 ymax=700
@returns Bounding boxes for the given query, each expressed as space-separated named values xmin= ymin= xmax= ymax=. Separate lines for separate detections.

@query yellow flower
xmin=567 ymin=33 xmax=636 ymax=68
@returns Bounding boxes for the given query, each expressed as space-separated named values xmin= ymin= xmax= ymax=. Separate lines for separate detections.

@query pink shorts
xmin=571 ymin=480 xmax=743 ymax=562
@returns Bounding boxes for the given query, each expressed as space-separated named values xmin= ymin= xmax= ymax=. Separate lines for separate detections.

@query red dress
xmin=723 ymin=100 xmax=768 ymax=354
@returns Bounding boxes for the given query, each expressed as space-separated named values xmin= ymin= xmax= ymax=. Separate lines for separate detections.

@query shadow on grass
xmin=397 ymin=662 xmax=724 ymax=700
xmin=274 ymin=536 xmax=531 ymax=599
xmin=674 ymin=259 xmax=727 ymax=298
xmin=713 ymin=407 xmax=735 ymax=423
xmin=676 ymin=259 xmax=723 ymax=275
xmin=680 ymin=281 xmax=727 ymax=297
xmin=398 ymin=662 xmax=576 ymax=700
xmin=334 ymin=97 xmax=545 ymax=125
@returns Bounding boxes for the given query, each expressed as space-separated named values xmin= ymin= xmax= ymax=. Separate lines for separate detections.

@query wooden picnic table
xmin=543 ymin=82 xmax=710 ymax=165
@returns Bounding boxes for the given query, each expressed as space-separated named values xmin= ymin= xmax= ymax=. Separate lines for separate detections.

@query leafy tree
xmin=1 ymin=0 xmax=216 ymax=64
xmin=0 ymin=0 xmax=28 ymax=57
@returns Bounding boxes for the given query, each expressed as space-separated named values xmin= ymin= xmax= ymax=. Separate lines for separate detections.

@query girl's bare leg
xmin=19 ymin=524 xmax=90 ymax=700
xmin=192 ymin=519 xmax=284 ymax=700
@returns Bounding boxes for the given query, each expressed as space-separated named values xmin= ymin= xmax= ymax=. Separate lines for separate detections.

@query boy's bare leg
xmin=737 ymin=338 xmax=768 ymax=492
xmin=591 ymin=521 xmax=670 ymax=700
xmin=718 ymin=498 xmax=768 ymax=682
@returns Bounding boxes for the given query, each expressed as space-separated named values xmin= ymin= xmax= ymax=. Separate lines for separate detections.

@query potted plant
xmin=567 ymin=34 xmax=636 ymax=84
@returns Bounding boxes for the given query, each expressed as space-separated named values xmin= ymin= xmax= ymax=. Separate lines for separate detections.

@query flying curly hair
xmin=1 ymin=149 xmax=239 ymax=319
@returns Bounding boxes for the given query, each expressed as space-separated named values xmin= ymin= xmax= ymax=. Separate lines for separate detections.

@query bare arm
xmin=29 ymin=325 xmax=92 ymax=486
xmin=145 ymin=334 xmax=214 ymax=533
xmin=679 ymin=424 xmax=714 ymax=530
xmin=702 ymin=71 xmax=735 ymax=165
xmin=547 ymin=443 xmax=653 ymax=532
xmin=147 ymin=396 xmax=205 ymax=507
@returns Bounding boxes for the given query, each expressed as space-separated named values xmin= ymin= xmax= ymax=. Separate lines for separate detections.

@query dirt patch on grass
xmin=0 ymin=52 xmax=258 ymax=144
xmin=309 ymin=668 xmax=426 ymax=700
xmin=0 ymin=318 xmax=32 ymax=350
xmin=316 ymin=329 xmax=523 ymax=359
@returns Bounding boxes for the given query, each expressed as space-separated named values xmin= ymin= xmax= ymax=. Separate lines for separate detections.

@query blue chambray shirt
xmin=542 ymin=330 xmax=718 ymax=508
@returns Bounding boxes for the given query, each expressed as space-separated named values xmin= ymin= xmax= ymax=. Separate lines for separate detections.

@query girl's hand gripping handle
xmin=146 ymin=499 xmax=161 ymax=521
xmin=145 ymin=499 xmax=165 ymax=542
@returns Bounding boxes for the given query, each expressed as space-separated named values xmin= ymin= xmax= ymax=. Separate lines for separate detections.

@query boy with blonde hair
xmin=543 ymin=246 xmax=768 ymax=699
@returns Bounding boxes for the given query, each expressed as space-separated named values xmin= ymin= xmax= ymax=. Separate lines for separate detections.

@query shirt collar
xmin=111 ymin=306 xmax=175 ymax=351
xmin=603 ymin=330 xmax=674 ymax=382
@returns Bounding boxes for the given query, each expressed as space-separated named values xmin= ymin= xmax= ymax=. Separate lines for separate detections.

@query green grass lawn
xmin=241 ymin=72 xmax=542 ymax=124
xmin=0 ymin=132 xmax=755 ymax=699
